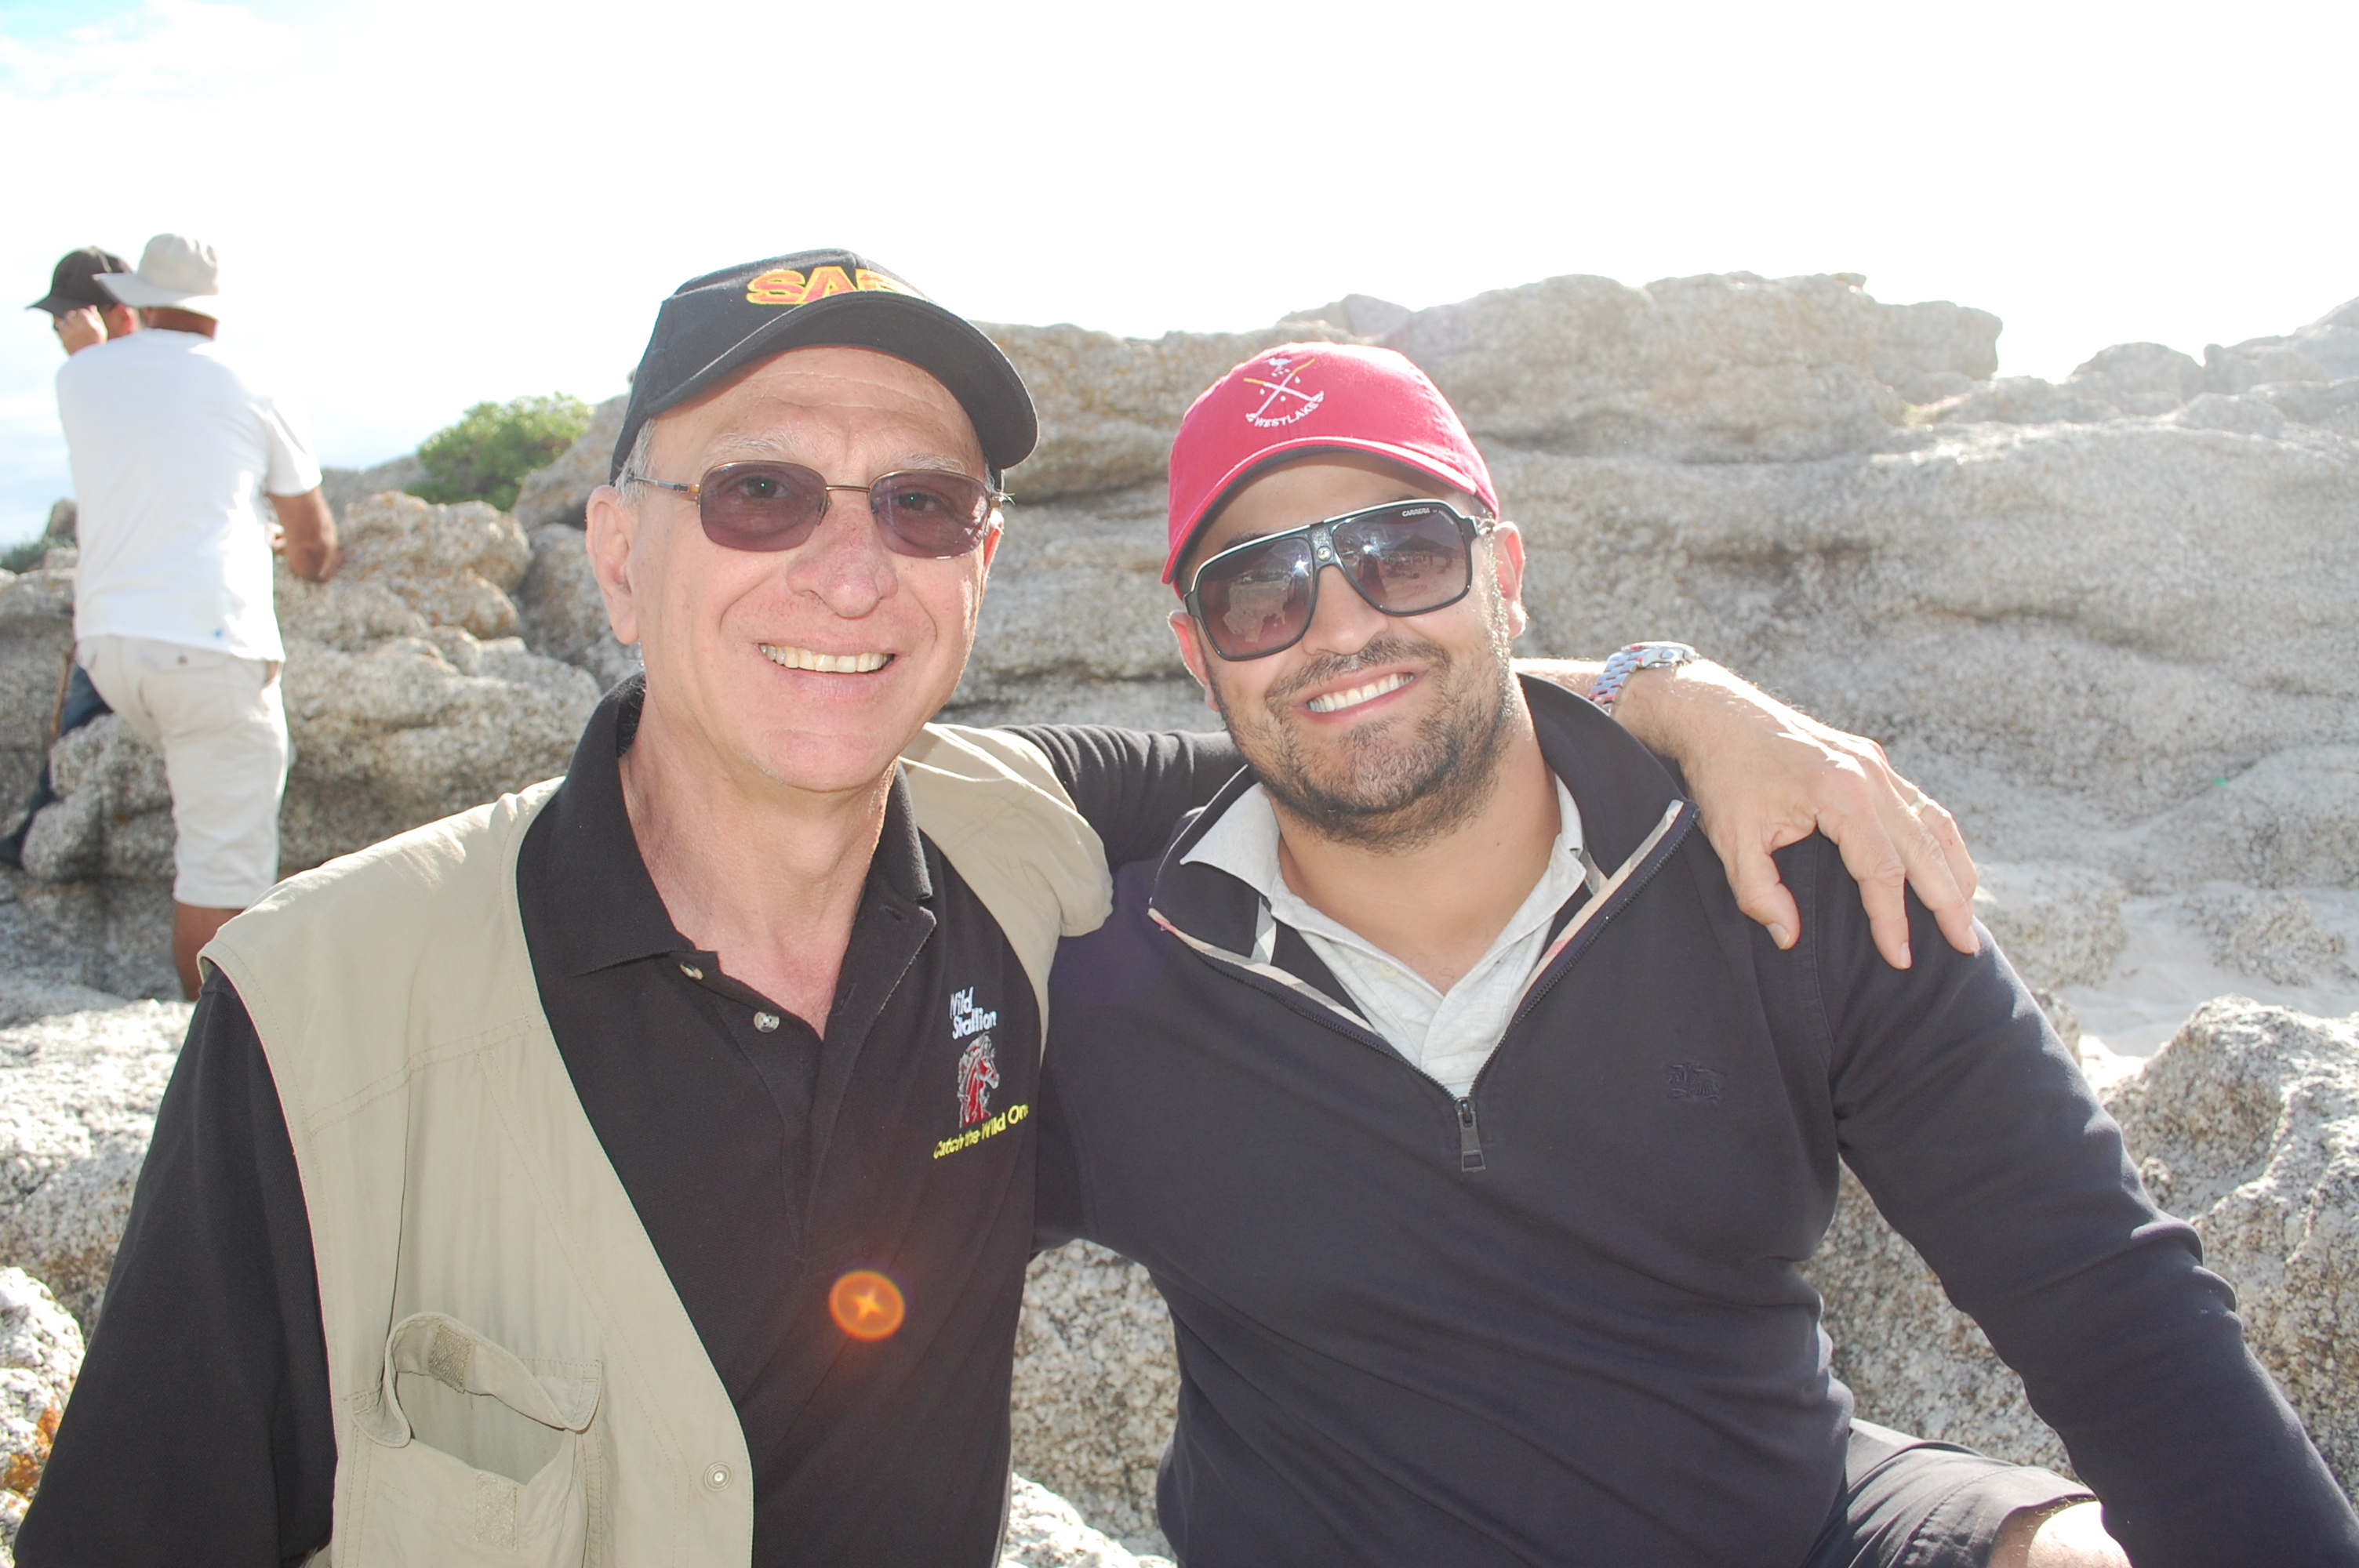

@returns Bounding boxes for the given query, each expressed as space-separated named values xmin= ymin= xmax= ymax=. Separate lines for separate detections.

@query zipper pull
xmin=1456 ymin=1098 xmax=1486 ymax=1173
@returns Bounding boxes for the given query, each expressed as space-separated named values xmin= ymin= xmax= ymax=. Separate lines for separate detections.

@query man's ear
xmin=1490 ymin=521 xmax=1530 ymax=641
xmin=584 ymin=483 xmax=645 ymax=647
xmin=1169 ymin=608 xmax=1220 ymax=713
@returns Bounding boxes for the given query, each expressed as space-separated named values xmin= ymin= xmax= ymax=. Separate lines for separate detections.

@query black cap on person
xmin=612 ymin=249 xmax=1038 ymax=486
xmin=27 ymin=246 xmax=131 ymax=318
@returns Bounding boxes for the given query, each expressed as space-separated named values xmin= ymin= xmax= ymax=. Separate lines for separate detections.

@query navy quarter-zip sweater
xmin=1036 ymin=679 xmax=2357 ymax=1568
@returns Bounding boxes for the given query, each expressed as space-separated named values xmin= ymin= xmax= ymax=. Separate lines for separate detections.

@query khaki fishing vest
xmin=203 ymin=725 xmax=1109 ymax=1567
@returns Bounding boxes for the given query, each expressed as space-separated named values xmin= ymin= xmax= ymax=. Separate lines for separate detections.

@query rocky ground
xmin=0 ymin=269 xmax=2350 ymax=1559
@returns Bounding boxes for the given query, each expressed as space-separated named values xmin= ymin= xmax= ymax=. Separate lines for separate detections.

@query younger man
xmin=1036 ymin=343 xmax=2357 ymax=1566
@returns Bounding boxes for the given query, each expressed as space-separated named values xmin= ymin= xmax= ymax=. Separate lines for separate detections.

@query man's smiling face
xmin=1170 ymin=454 xmax=1532 ymax=851
xmin=588 ymin=344 xmax=999 ymax=800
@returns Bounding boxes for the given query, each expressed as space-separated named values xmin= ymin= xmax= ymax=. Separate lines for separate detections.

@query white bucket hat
xmin=96 ymin=233 xmax=227 ymax=318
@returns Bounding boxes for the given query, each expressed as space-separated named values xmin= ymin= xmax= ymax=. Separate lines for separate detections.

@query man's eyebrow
xmin=696 ymin=434 xmax=982 ymax=477
xmin=702 ymin=430 xmax=797 ymax=459
xmin=885 ymin=452 xmax=985 ymax=475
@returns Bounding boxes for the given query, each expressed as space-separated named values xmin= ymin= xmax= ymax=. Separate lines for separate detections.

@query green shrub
xmin=0 ymin=538 xmax=48 ymax=573
xmin=412 ymin=394 xmax=591 ymax=514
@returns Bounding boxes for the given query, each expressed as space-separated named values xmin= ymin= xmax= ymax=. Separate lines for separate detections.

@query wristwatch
xmin=1588 ymin=642 xmax=1698 ymax=714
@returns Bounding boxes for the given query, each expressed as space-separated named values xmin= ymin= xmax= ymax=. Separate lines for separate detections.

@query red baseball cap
xmin=1162 ymin=342 xmax=1498 ymax=588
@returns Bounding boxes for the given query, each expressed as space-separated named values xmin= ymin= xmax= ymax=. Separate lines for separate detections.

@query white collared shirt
xmin=1183 ymin=780 xmax=1594 ymax=1096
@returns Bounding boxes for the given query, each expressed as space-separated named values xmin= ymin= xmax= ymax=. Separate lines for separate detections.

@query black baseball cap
xmin=612 ymin=249 xmax=1037 ymax=485
xmin=27 ymin=246 xmax=131 ymax=318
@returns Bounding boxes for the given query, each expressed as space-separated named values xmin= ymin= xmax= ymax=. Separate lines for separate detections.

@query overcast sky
xmin=2 ymin=0 xmax=2352 ymax=543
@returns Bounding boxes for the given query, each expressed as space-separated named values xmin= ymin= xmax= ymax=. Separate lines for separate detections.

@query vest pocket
xmin=346 ymin=1312 xmax=604 ymax=1565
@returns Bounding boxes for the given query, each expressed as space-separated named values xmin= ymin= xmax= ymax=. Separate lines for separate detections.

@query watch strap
xmin=1589 ymin=641 xmax=1698 ymax=714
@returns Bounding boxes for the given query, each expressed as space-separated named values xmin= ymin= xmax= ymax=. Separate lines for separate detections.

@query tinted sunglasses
xmin=625 ymin=461 xmax=1006 ymax=557
xmin=1184 ymin=499 xmax=1493 ymax=662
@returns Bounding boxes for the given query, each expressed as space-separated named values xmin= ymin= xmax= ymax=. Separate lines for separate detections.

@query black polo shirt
xmin=20 ymin=689 xmax=1231 ymax=1568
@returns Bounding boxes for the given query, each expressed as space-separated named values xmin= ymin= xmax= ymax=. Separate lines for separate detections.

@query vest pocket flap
xmin=347 ymin=1315 xmax=598 ymax=1565
xmin=372 ymin=1312 xmax=602 ymax=1436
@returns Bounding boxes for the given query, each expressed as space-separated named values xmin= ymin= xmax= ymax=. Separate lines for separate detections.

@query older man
xmin=1034 ymin=344 xmax=2359 ymax=1567
xmin=26 ymin=252 xmax=1979 ymax=1567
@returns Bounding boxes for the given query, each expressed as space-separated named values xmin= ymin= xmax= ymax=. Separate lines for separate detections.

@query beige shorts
xmin=78 ymin=634 xmax=290 ymax=909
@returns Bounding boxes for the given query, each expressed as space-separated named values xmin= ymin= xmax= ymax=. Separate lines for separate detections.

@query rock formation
xmin=318 ymin=452 xmax=425 ymax=517
xmin=1002 ymin=1475 xmax=1174 ymax=1568
xmin=511 ymin=394 xmax=627 ymax=529
xmin=1 ymin=495 xmax=621 ymax=996
xmin=0 ymin=1269 xmax=82 ymax=1565
xmin=1971 ymin=863 xmax=2127 ymax=992
xmin=0 ymin=996 xmax=190 ymax=1330
xmin=1013 ymin=1242 xmax=1181 ymax=1545
xmin=0 ymin=564 xmax=76 ymax=845
xmin=1 ymin=268 xmax=2352 ymax=1545
xmin=966 ymin=277 xmax=2359 ymax=887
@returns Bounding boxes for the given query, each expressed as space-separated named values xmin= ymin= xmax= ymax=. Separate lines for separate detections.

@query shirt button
xmin=679 ymin=963 xmax=704 ymax=980
xmin=753 ymin=1011 xmax=780 ymax=1033
xmin=704 ymin=1463 xmax=732 ymax=1491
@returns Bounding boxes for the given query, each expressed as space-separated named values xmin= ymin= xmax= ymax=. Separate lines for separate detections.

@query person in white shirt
xmin=1 ymin=247 xmax=140 ymax=871
xmin=30 ymin=245 xmax=142 ymax=356
xmin=56 ymin=234 xmax=341 ymax=996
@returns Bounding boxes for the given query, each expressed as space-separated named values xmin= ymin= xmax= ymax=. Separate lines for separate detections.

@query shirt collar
xmin=1181 ymin=776 xmax=1590 ymax=982
xmin=530 ymin=676 xmax=931 ymax=978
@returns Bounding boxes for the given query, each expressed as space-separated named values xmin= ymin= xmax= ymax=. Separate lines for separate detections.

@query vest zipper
xmin=1456 ymin=1098 xmax=1486 ymax=1172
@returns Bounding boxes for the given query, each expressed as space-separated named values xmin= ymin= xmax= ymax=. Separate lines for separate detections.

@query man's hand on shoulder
xmin=1516 ymin=656 xmax=1979 ymax=969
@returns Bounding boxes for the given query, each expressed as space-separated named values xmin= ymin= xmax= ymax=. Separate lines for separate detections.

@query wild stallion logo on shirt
xmin=934 ymin=988 xmax=1029 ymax=1160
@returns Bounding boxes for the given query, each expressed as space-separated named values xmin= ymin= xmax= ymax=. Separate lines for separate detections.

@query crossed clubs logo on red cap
xmin=1241 ymin=354 xmax=1326 ymax=428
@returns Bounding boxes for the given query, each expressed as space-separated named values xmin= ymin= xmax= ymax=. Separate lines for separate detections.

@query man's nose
xmin=783 ymin=488 xmax=897 ymax=612
xmin=1299 ymin=560 xmax=1387 ymax=655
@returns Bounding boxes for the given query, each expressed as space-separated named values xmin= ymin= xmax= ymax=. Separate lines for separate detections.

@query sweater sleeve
xmin=1005 ymin=726 xmax=1243 ymax=868
xmin=1787 ymin=838 xmax=2359 ymax=1567
xmin=16 ymin=974 xmax=335 ymax=1567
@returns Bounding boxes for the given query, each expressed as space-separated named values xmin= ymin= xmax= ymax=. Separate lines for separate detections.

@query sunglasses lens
xmin=1194 ymin=536 xmax=1317 ymax=659
xmin=697 ymin=463 xmax=828 ymax=552
xmin=1332 ymin=505 xmax=1473 ymax=614
xmin=871 ymin=471 xmax=995 ymax=558
xmin=1191 ymin=504 xmax=1478 ymax=661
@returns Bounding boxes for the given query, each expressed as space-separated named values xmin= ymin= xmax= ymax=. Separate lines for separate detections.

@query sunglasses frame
xmin=1183 ymin=499 xmax=1496 ymax=662
xmin=623 ymin=461 xmax=1010 ymax=558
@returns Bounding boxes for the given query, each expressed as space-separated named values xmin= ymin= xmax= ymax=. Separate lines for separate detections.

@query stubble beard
xmin=1211 ymin=593 xmax=1521 ymax=855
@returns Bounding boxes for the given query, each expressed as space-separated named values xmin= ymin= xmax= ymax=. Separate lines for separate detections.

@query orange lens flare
xmin=828 ymin=1269 xmax=906 ymax=1341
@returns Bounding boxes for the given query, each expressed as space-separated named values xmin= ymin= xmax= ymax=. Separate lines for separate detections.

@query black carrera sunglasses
xmin=623 ymin=460 xmax=1007 ymax=558
xmin=1184 ymin=499 xmax=1494 ymax=661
